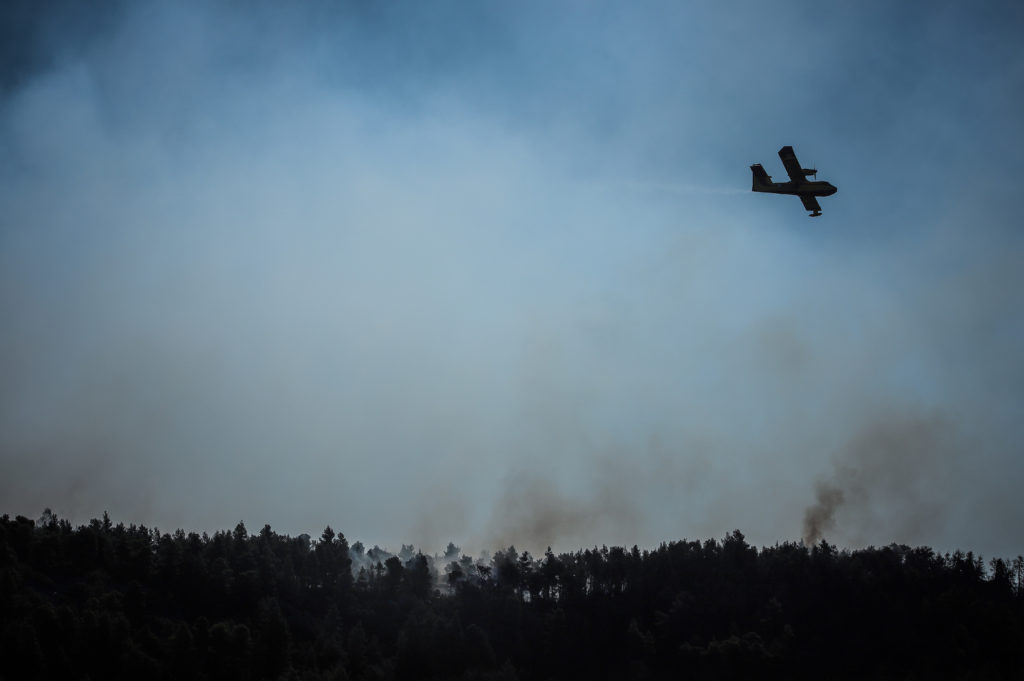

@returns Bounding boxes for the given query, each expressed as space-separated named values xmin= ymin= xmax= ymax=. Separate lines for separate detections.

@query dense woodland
xmin=2 ymin=511 xmax=1022 ymax=680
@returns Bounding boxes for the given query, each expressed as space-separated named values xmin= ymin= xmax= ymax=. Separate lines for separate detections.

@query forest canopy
xmin=1 ymin=510 xmax=1022 ymax=680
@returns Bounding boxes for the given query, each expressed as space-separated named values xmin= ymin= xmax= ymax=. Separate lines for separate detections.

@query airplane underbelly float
xmin=751 ymin=146 xmax=836 ymax=217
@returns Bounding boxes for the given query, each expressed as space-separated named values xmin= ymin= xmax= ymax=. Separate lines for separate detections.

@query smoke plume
xmin=803 ymin=482 xmax=844 ymax=545
xmin=803 ymin=413 xmax=957 ymax=547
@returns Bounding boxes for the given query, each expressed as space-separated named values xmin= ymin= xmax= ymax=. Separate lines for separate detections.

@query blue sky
xmin=2 ymin=0 xmax=1022 ymax=557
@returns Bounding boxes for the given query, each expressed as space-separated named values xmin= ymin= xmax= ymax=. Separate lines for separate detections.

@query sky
xmin=2 ymin=0 xmax=1023 ymax=559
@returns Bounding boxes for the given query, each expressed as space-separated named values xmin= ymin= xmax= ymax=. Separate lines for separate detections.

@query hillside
xmin=2 ymin=511 xmax=1022 ymax=680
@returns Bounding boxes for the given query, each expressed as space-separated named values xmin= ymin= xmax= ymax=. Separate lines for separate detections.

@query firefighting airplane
xmin=750 ymin=146 xmax=837 ymax=217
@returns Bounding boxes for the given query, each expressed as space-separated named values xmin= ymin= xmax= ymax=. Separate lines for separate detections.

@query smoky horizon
xmin=2 ymin=1 xmax=1023 ymax=559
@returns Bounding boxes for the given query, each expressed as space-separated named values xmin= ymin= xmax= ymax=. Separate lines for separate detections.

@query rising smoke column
xmin=803 ymin=413 xmax=958 ymax=547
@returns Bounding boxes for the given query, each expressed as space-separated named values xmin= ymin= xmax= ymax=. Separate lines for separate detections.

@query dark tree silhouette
xmin=1 ymin=511 xmax=1022 ymax=680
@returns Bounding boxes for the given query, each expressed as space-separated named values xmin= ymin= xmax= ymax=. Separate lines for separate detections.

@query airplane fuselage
xmin=752 ymin=180 xmax=837 ymax=197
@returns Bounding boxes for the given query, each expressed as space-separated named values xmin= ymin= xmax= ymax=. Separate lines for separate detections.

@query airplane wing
xmin=800 ymin=194 xmax=821 ymax=213
xmin=778 ymin=146 xmax=806 ymax=183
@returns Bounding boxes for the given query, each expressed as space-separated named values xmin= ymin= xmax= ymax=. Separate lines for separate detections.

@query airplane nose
xmin=827 ymin=184 xmax=837 ymax=195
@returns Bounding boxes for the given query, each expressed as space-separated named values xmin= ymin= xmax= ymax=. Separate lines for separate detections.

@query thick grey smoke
xmin=803 ymin=483 xmax=844 ymax=546
xmin=804 ymin=413 xmax=958 ymax=547
xmin=2 ymin=1 xmax=1023 ymax=558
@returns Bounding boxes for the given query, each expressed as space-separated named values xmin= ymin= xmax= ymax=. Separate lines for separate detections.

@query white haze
xmin=1 ymin=1 xmax=1022 ymax=559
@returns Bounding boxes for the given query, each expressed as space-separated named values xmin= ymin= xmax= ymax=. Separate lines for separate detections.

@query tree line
xmin=2 ymin=510 xmax=1022 ymax=680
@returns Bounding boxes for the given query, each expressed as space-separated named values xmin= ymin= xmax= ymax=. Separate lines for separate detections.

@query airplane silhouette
xmin=751 ymin=146 xmax=836 ymax=217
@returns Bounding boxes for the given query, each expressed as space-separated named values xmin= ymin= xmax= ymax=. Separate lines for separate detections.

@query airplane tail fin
xmin=750 ymin=164 xmax=772 ymax=191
